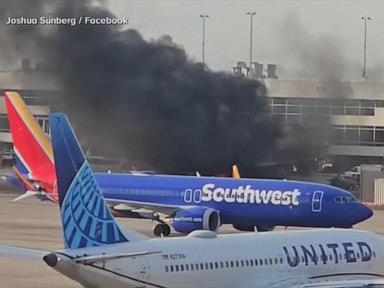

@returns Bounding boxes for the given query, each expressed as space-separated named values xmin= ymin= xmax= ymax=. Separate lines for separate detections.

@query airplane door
xmin=137 ymin=256 xmax=150 ymax=280
xmin=107 ymin=256 xmax=150 ymax=281
xmin=312 ymin=191 xmax=324 ymax=212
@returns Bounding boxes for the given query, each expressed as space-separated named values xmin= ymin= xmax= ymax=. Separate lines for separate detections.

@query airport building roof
xmin=264 ymin=79 xmax=384 ymax=100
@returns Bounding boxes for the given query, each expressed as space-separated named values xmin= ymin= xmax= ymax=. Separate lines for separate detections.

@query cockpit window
xmin=335 ymin=196 xmax=357 ymax=204
xmin=335 ymin=196 xmax=342 ymax=203
xmin=345 ymin=196 xmax=357 ymax=202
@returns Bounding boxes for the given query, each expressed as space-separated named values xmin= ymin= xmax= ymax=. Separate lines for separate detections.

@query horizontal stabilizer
xmin=0 ymin=244 xmax=49 ymax=260
xmin=75 ymin=250 xmax=162 ymax=264
xmin=12 ymin=190 xmax=48 ymax=202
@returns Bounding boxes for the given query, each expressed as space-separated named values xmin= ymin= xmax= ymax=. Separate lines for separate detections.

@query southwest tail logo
xmin=4 ymin=91 xmax=58 ymax=202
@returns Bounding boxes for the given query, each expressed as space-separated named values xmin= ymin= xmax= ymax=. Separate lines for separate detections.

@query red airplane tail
xmin=4 ymin=91 xmax=58 ymax=203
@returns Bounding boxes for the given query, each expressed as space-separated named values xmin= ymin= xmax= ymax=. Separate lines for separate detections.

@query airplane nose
xmin=359 ymin=204 xmax=373 ymax=222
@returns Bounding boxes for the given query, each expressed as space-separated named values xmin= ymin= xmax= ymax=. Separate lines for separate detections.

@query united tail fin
xmin=49 ymin=113 xmax=129 ymax=249
xmin=4 ymin=92 xmax=56 ymax=195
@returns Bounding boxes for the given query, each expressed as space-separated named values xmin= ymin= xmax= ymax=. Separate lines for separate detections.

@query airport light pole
xmin=361 ymin=16 xmax=372 ymax=80
xmin=200 ymin=14 xmax=209 ymax=65
xmin=246 ymin=11 xmax=256 ymax=71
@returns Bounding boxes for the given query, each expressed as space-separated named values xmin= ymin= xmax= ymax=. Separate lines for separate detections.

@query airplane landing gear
xmin=153 ymin=223 xmax=171 ymax=237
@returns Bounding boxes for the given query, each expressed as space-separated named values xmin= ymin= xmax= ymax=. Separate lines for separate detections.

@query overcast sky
xmin=109 ymin=0 xmax=384 ymax=80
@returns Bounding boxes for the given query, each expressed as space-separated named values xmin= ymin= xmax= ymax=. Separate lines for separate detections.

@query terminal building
xmin=232 ymin=61 xmax=384 ymax=168
xmin=265 ymin=78 xmax=384 ymax=161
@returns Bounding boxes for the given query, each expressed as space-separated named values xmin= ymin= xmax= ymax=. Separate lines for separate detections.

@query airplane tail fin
xmin=49 ymin=113 xmax=129 ymax=249
xmin=232 ymin=164 xmax=241 ymax=179
xmin=4 ymin=92 xmax=56 ymax=192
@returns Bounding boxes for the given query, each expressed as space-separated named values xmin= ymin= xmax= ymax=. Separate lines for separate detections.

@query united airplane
xmin=2 ymin=92 xmax=372 ymax=236
xmin=0 ymin=113 xmax=383 ymax=288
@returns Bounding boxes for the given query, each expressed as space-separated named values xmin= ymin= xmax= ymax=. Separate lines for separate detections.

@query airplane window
xmin=250 ymin=259 xmax=254 ymax=266
xmin=225 ymin=261 xmax=229 ymax=268
xmin=255 ymin=259 xmax=258 ymax=265
xmin=260 ymin=259 xmax=263 ymax=266
xmin=180 ymin=265 xmax=184 ymax=272
xmin=210 ymin=263 xmax=213 ymax=269
xmin=274 ymin=258 xmax=278 ymax=265
xmin=205 ymin=263 xmax=209 ymax=270
xmin=240 ymin=260 xmax=244 ymax=267
xmin=215 ymin=262 xmax=218 ymax=269
xmin=264 ymin=259 xmax=268 ymax=265
xmin=165 ymin=266 xmax=169 ymax=272
xmin=245 ymin=260 xmax=249 ymax=266
xmin=280 ymin=258 xmax=283 ymax=264
xmin=269 ymin=259 xmax=273 ymax=265
xmin=200 ymin=263 xmax=204 ymax=270
xmin=220 ymin=262 xmax=224 ymax=268
xmin=185 ymin=264 xmax=189 ymax=271
xmin=170 ymin=265 xmax=174 ymax=272
xmin=191 ymin=264 xmax=194 ymax=271
xmin=230 ymin=261 xmax=234 ymax=267
xmin=175 ymin=265 xmax=179 ymax=272
xmin=236 ymin=260 xmax=239 ymax=267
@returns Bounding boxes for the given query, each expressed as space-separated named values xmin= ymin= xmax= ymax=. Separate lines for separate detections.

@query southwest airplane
xmin=0 ymin=113 xmax=384 ymax=288
xmin=2 ymin=92 xmax=372 ymax=236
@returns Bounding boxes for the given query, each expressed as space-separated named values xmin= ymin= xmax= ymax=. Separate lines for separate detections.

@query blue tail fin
xmin=49 ymin=113 xmax=128 ymax=249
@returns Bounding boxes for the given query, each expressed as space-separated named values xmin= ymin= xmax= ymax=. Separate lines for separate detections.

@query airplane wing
xmin=109 ymin=201 xmax=180 ymax=217
xmin=0 ymin=244 xmax=49 ymax=260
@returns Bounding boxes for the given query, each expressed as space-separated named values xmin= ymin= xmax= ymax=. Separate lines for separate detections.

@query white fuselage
xmin=52 ymin=229 xmax=384 ymax=288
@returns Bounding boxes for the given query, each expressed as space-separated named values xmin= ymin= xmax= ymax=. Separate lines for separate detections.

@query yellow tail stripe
xmin=6 ymin=92 xmax=54 ymax=163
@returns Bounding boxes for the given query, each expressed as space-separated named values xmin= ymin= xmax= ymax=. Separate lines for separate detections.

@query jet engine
xmin=170 ymin=207 xmax=221 ymax=234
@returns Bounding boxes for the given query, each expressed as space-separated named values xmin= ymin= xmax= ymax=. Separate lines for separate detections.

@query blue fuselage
xmin=94 ymin=173 xmax=372 ymax=228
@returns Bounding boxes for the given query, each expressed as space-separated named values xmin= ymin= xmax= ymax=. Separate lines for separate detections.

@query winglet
xmin=49 ymin=113 xmax=129 ymax=248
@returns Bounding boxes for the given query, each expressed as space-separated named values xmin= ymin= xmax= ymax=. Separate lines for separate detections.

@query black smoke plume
xmin=0 ymin=0 xmax=281 ymax=175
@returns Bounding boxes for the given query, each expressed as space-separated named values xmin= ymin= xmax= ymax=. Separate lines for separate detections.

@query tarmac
xmin=0 ymin=183 xmax=383 ymax=288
